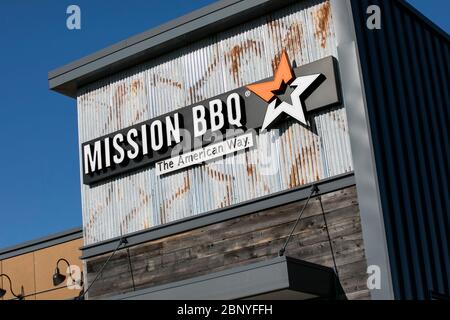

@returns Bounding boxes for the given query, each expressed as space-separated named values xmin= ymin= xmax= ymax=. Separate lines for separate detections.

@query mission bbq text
xmin=82 ymin=92 xmax=244 ymax=182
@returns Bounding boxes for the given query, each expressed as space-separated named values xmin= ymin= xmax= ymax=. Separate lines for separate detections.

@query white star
xmin=261 ymin=74 xmax=323 ymax=131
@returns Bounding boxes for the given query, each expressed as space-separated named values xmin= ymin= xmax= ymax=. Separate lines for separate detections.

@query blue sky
xmin=0 ymin=0 xmax=448 ymax=249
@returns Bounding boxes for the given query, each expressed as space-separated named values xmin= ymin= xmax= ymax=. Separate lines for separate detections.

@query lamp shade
xmin=52 ymin=268 xmax=66 ymax=286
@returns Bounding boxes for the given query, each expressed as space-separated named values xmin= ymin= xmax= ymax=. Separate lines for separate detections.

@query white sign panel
xmin=156 ymin=133 xmax=254 ymax=176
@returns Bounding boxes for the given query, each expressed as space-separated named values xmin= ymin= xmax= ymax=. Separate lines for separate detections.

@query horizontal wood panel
xmin=85 ymin=186 xmax=370 ymax=300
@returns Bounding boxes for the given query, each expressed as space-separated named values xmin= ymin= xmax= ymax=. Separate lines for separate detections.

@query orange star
xmin=246 ymin=50 xmax=295 ymax=102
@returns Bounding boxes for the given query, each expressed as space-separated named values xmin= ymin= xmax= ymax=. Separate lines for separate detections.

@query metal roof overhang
xmin=48 ymin=0 xmax=298 ymax=98
xmin=101 ymin=256 xmax=345 ymax=300
xmin=0 ymin=227 xmax=82 ymax=260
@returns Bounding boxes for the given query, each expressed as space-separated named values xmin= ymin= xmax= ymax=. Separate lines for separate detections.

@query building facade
xmin=0 ymin=228 xmax=83 ymax=300
xmin=46 ymin=0 xmax=449 ymax=300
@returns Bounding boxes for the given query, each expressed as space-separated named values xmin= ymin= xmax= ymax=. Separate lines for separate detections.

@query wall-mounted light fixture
xmin=53 ymin=258 xmax=71 ymax=286
xmin=0 ymin=274 xmax=24 ymax=300
xmin=52 ymin=258 xmax=84 ymax=288
xmin=52 ymin=258 xmax=85 ymax=300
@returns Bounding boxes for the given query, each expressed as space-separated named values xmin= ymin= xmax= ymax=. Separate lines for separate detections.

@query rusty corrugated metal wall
xmin=77 ymin=0 xmax=353 ymax=245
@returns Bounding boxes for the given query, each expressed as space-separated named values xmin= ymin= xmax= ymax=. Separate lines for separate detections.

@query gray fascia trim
xmin=330 ymin=0 xmax=394 ymax=300
xmin=81 ymin=172 xmax=355 ymax=259
xmin=101 ymin=256 xmax=336 ymax=300
xmin=48 ymin=0 xmax=297 ymax=98
xmin=0 ymin=227 xmax=82 ymax=261
xmin=48 ymin=0 xmax=241 ymax=79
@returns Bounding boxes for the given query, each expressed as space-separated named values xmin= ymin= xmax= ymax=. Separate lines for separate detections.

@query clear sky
xmin=0 ymin=0 xmax=448 ymax=249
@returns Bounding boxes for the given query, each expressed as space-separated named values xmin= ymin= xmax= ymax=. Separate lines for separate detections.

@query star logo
xmin=246 ymin=50 xmax=325 ymax=131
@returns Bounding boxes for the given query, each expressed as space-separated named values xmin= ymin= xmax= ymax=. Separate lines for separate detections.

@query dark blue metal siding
xmin=350 ymin=0 xmax=450 ymax=299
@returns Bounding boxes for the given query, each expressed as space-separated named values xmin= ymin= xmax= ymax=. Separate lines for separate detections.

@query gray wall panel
xmin=351 ymin=0 xmax=450 ymax=299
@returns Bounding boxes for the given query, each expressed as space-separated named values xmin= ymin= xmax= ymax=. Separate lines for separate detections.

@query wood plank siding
xmin=85 ymin=186 xmax=370 ymax=300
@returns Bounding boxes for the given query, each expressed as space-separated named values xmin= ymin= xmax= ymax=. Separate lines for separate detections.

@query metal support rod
xmin=126 ymin=247 xmax=136 ymax=291
xmin=18 ymin=285 xmax=68 ymax=299
xmin=279 ymin=184 xmax=319 ymax=256
xmin=81 ymin=236 xmax=127 ymax=299
xmin=318 ymin=194 xmax=342 ymax=299
xmin=318 ymin=195 xmax=339 ymax=277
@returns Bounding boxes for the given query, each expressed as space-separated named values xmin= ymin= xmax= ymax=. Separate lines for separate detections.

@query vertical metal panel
xmin=77 ymin=0 xmax=353 ymax=245
xmin=350 ymin=0 xmax=450 ymax=299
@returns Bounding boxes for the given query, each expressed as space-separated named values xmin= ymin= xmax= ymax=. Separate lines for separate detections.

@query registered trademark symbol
xmin=245 ymin=90 xmax=251 ymax=97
